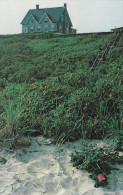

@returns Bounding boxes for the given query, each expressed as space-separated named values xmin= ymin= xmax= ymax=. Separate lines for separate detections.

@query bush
xmin=71 ymin=145 xmax=123 ymax=187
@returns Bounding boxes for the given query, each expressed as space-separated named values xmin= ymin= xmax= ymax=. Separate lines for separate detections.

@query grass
xmin=0 ymin=32 xmax=122 ymax=143
xmin=0 ymin=32 xmax=122 ymax=188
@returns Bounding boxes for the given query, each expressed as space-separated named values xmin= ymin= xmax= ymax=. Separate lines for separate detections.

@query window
xmin=61 ymin=15 xmax=64 ymax=22
xmin=45 ymin=16 xmax=48 ymax=23
xmin=30 ymin=26 xmax=34 ymax=32
xmin=67 ymin=23 xmax=69 ymax=32
xmin=59 ymin=25 xmax=62 ymax=32
xmin=42 ymin=25 xmax=45 ymax=31
xmin=50 ymin=24 xmax=54 ymax=31
xmin=25 ymin=27 xmax=28 ymax=33
xmin=31 ymin=19 xmax=33 ymax=23
xmin=38 ymin=26 xmax=40 ymax=31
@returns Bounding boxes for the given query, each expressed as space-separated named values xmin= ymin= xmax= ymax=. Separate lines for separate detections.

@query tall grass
xmin=0 ymin=32 xmax=122 ymax=142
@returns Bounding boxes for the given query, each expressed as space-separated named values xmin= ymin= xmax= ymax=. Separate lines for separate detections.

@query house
xmin=111 ymin=27 xmax=123 ymax=32
xmin=21 ymin=4 xmax=77 ymax=34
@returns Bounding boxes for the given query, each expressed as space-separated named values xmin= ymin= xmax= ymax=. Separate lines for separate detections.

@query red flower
xmin=97 ymin=174 xmax=106 ymax=181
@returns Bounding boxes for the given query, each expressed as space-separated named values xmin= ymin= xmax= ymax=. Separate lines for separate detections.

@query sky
xmin=0 ymin=0 xmax=123 ymax=34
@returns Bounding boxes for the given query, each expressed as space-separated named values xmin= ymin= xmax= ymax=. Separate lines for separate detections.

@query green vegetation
xmin=0 ymin=32 xmax=122 ymax=143
xmin=71 ymin=142 xmax=123 ymax=187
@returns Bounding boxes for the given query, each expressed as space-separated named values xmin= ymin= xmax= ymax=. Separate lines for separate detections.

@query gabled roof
xmin=21 ymin=6 xmax=71 ymax=25
xmin=25 ymin=14 xmax=38 ymax=24
xmin=46 ymin=14 xmax=57 ymax=23
xmin=39 ymin=13 xmax=55 ymax=23
xmin=32 ymin=15 xmax=39 ymax=22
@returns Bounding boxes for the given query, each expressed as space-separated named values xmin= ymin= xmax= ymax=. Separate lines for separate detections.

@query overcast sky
xmin=0 ymin=0 xmax=123 ymax=34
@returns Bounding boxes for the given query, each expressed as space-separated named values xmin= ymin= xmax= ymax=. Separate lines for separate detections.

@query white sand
xmin=0 ymin=136 xmax=123 ymax=195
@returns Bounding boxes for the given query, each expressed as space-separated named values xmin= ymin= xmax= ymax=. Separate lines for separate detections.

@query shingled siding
xmin=57 ymin=10 xmax=72 ymax=34
xmin=22 ymin=15 xmax=57 ymax=33
xmin=22 ymin=24 xmax=57 ymax=33
xmin=21 ymin=4 xmax=75 ymax=34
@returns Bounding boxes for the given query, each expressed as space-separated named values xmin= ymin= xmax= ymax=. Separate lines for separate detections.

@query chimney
xmin=64 ymin=3 xmax=67 ymax=8
xmin=36 ymin=4 xmax=39 ymax=9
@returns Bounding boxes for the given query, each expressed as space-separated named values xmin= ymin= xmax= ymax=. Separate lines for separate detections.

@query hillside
xmin=0 ymin=32 xmax=122 ymax=143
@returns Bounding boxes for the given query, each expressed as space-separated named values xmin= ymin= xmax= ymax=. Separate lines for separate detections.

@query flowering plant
xmin=98 ymin=174 xmax=106 ymax=181
xmin=71 ymin=145 xmax=123 ymax=188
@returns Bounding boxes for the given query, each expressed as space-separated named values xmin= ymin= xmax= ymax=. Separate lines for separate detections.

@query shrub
xmin=71 ymin=145 xmax=123 ymax=187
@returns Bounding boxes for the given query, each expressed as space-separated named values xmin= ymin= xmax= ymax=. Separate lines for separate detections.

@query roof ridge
xmin=21 ymin=6 xmax=65 ymax=25
xmin=30 ymin=6 xmax=64 ymax=11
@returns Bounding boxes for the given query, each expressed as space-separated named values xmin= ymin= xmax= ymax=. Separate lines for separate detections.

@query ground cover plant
xmin=71 ymin=143 xmax=123 ymax=187
xmin=0 ymin=32 xmax=122 ymax=145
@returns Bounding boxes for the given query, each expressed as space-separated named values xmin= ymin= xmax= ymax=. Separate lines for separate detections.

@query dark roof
xmin=46 ymin=14 xmax=56 ymax=23
xmin=111 ymin=27 xmax=123 ymax=31
xmin=21 ymin=6 xmax=71 ymax=25
xmin=32 ymin=15 xmax=38 ymax=22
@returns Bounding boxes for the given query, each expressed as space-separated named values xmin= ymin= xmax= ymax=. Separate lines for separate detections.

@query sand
xmin=0 ymin=136 xmax=123 ymax=195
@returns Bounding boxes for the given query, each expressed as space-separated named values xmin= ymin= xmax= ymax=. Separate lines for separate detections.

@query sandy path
xmin=0 ymin=136 xmax=123 ymax=195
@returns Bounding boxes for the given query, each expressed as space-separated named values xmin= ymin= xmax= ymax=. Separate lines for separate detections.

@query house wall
xmin=39 ymin=15 xmax=57 ymax=32
xmin=57 ymin=10 xmax=72 ymax=34
xmin=65 ymin=10 xmax=72 ymax=34
xmin=57 ymin=10 xmax=65 ymax=33
xmin=22 ymin=15 xmax=57 ymax=33
xmin=71 ymin=28 xmax=77 ymax=34
xmin=22 ymin=16 xmax=37 ymax=33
